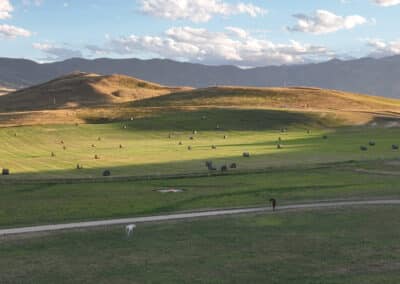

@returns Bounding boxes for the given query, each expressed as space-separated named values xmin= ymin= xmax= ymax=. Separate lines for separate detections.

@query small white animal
xmin=126 ymin=224 xmax=136 ymax=237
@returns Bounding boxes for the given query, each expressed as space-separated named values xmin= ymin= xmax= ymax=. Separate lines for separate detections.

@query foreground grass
xmin=1 ymin=207 xmax=400 ymax=283
xmin=1 ymin=166 xmax=399 ymax=228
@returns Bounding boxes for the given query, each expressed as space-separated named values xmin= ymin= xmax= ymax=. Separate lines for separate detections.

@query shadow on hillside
xmin=84 ymin=108 xmax=339 ymax=131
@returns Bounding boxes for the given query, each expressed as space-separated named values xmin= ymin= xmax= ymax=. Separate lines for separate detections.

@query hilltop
xmin=0 ymin=72 xmax=187 ymax=111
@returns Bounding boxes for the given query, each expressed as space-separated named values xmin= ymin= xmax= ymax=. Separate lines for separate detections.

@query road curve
xmin=1 ymin=199 xmax=399 ymax=237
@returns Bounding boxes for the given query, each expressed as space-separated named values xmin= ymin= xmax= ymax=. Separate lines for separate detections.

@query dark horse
xmin=269 ymin=198 xmax=277 ymax=211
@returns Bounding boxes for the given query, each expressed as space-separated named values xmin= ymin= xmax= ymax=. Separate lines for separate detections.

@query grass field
xmin=1 ymin=207 xmax=400 ymax=283
xmin=1 ymin=108 xmax=400 ymax=180
xmin=1 ymin=166 xmax=399 ymax=228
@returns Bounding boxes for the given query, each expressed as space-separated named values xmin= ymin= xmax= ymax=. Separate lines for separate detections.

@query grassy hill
xmin=0 ymin=72 xmax=188 ymax=111
xmin=135 ymin=86 xmax=400 ymax=111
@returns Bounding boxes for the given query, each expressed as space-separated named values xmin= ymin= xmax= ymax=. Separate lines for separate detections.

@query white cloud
xmin=373 ymin=0 xmax=400 ymax=6
xmin=288 ymin=10 xmax=367 ymax=34
xmin=0 ymin=24 xmax=31 ymax=38
xmin=92 ymin=27 xmax=332 ymax=66
xmin=367 ymin=38 xmax=400 ymax=57
xmin=33 ymin=43 xmax=83 ymax=60
xmin=0 ymin=0 xmax=13 ymax=19
xmin=139 ymin=0 xmax=266 ymax=22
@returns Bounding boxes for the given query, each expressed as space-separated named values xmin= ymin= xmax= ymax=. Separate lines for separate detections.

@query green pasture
xmin=0 ymin=109 xmax=399 ymax=180
xmin=1 ymin=167 xmax=399 ymax=228
xmin=1 ymin=207 xmax=400 ymax=283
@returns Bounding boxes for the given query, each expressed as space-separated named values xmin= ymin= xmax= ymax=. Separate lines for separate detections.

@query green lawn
xmin=1 ymin=207 xmax=400 ymax=283
xmin=0 ymin=109 xmax=400 ymax=180
xmin=1 ymin=166 xmax=399 ymax=228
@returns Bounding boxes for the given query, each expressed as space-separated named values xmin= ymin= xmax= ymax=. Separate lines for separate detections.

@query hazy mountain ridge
xmin=1 ymin=56 xmax=400 ymax=97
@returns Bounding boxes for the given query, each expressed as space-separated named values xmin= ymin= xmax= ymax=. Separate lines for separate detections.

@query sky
xmin=1 ymin=0 xmax=400 ymax=67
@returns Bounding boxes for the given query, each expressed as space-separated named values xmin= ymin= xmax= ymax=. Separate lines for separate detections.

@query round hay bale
xmin=223 ymin=135 xmax=228 ymax=139
xmin=102 ymin=170 xmax=111 ymax=177
xmin=230 ymin=163 xmax=237 ymax=169
xmin=193 ymin=130 xmax=198 ymax=135
xmin=2 ymin=168 xmax=10 ymax=176
xmin=221 ymin=165 xmax=228 ymax=172
xmin=360 ymin=146 xmax=368 ymax=151
xmin=51 ymin=152 xmax=56 ymax=157
xmin=211 ymin=145 xmax=217 ymax=149
xmin=94 ymin=154 xmax=100 ymax=160
xmin=189 ymin=136 xmax=194 ymax=140
xmin=277 ymin=144 xmax=282 ymax=149
xmin=63 ymin=146 xmax=67 ymax=150
xmin=119 ymin=144 xmax=123 ymax=149
xmin=243 ymin=152 xmax=250 ymax=158
xmin=188 ymin=146 xmax=192 ymax=151
xmin=76 ymin=164 xmax=83 ymax=170
xmin=179 ymin=141 xmax=183 ymax=145
xmin=369 ymin=141 xmax=376 ymax=146
xmin=392 ymin=144 xmax=399 ymax=150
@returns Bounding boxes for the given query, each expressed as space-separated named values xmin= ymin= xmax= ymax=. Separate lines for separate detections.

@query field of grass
xmin=1 ymin=166 xmax=399 ymax=228
xmin=1 ymin=207 xmax=400 ymax=283
xmin=1 ymin=108 xmax=400 ymax=180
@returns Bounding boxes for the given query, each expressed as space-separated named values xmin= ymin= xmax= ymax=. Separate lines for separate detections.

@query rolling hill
xmin=1 ymin=55 xmax=400 ymax=98
xmin=135 ymin=86 xmax=400 ymax=112
xmin=0 ymin=72 xmax=188 ymax=111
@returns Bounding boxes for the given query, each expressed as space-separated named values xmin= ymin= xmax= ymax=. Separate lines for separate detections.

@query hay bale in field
xmin=2 ymin=168 xmax=10 ymax=175
xmin=277 ymin=144 xmax=282 ymax=149
xmin=179 ymin=141 xmax=183 ymax=145
xmin=94 ymin=154 xmax=100 ymax=160
xmin=60 ymin=140 xmax=64 ymax=144
xmin=278 ymin=137 xmax=282 ymax=142
xmin=243 ymin=152 xmax=250 ymax=158
xmin=221 ymin=165 xmax=228 ymax=172
xmin=123 ymin=125 xmax=127 ymax=129
xmin=189 ymin=136 xmax=195 ymax=140
xmin=360 ymin=146 xmax=368 ymax=151
xmin=102 ymin=170 xmax=111 ymax=177
xmin=92 ymin=144 xmax=96 ymax=148
xmin=323 ymin=135 xmax=328 ymax=140
xmin=76 ymin=164 xmax=83 ymax=170
xmin=130 ymin=117 xmax=134 ymax=121
xmin=223 ymin=135 xmax=228 ymax=139
xmin=119 ymin=144 xmax=123 ymax=149
xmin=98 ymin=137 xmax=102 ymax=141
xmin=51 ymin=152 xmax=56 ymax=157
xmin=211 ymin=145 xmax=217 ymax=149
xmin=205 ymin=161 xmax=217 ymax=171
xmin=230 ymin=163 xmax=237 ymax=169
xmin=369 ymin=141 xmax=376 ymax=146
xmin=63 ymin=146 xmax=67 ymax=150
xmin=392 ymin=144 xmax=399 ymax=150
xmin=188 ymin=146 xmax=192 ymax=151
xmin=193 ymin=130 xmax=198 ymax=135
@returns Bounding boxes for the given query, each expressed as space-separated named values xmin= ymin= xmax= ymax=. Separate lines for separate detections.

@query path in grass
xmin=1 ymin=199 xmax=399 ymax=237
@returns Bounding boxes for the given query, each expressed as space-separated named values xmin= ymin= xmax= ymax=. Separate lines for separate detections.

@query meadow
xmin=0 ymin=108 xmax=400 ymax=180
xmin=1 ymin=206 xmax=399 ymax=283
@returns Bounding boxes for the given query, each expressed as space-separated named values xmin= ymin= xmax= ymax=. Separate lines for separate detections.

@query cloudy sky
xmin=1 ymin=0 xmax=400 ymax=66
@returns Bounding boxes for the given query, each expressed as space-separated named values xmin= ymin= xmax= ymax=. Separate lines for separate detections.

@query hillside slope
xmin=134 ymin=86 xmax=400 ymax=112
xmin=0 ymin=72 xmax=187 ymax=111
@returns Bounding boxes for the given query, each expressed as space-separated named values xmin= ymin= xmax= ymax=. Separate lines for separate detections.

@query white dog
xmin=126 ymin=224 xmax=136 ymax=237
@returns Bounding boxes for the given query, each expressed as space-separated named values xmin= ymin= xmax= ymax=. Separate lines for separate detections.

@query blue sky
xmin=1 ymin=0 xmax=400 ymax=66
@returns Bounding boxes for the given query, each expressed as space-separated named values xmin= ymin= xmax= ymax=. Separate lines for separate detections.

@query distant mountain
xmin=1 ymin=56 xmax=400 ymax=98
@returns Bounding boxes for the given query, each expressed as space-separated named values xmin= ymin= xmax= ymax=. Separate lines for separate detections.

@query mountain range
xmin=1 ymin=55 xmax=400 ymax=98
